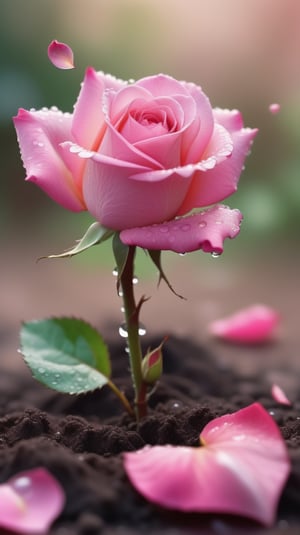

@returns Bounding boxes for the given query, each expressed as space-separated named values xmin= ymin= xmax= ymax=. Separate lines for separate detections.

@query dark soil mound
xmin=0 ymin=336 xmax=300 ymax=535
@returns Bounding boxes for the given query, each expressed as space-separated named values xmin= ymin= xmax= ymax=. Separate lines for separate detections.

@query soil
xmin=1 ymin=334 xmax=300 ymax=535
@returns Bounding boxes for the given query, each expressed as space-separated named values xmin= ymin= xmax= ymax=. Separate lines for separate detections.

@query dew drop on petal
xmin=112 ymin=267 xmax=118 ymax=277
xmin=13 ymin=476 xmax=31 ymax=490
xmin=132 ymin=276 xmax=139 ymax=285
xmin=198 ymin=221 xmax=207 ymax=228
xmin=211 ymin=251 xmax=221 ymax=258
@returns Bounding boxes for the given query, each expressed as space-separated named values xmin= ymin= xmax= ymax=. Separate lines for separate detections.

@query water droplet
xmin=52 ymin=381 xmax=57 ymax=386
xmin=138 ymin=323 xmax=147 ymax=336
xmin=119 ymin=323 xmax=128 ymax=338
xmin=55 ymin=373 xmax=60 ymax=379
xmin=13 ymin=476 xmax=31 ymax=490
xmin=38 ymin=367 xmax=45 ymax=374
xmin=118 ymin=290 xmax=124 ymax=297
xmin=120 ymin=306 xmax=125 ymax=313
xmin=55 ymin=431 xmax=61 ymax=440
xmin=119 ymin=322 xmax=146 ymax=337
xmin=124 ymin=346 xmax=130 ymax=354
xmin=132 ymin=276 xmax=139 ymax=285
xmin=215 ymin=220 xmax=222 ymax=225
xmin=112 ymin=267 xmax=118 ymax=277
xmin=211 ymin=251 xmax=221 ymax=258
xmin=37 ymin=142 xmax=44 ymax=147
xmin=269 ymin=410 xmax=276 ymax=417
xmin=180 ymin=224 xmax=190 ymax=231
xmin=159 ymin=226 xmax=169 ymax=233
xmin=179 ymin=253 xmax=186 ymax=257
xmin=198 ymin=221 xmax=207 ymax=228
xmin=77 ymin=377 xmax=83 ymax=382
xmin=50 ymin=106 xmax=59 ymax=112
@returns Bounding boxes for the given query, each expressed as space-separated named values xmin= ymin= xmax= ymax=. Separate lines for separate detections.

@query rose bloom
xmin=14 ymin=70 xmax=257 ymax=241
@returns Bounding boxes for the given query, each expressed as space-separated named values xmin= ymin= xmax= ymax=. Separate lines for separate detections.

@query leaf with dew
xmin=20 ymin=318 xmax=111 ymax=394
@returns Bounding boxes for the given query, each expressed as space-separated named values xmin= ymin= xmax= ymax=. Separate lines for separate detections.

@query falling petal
xmin=208 ymin=304 xmax=280 ymax=344
xmin=48 ymin=40 xmax=75 ymax=69
xmin=271 ymin=384 xmax=292 ymax=406
xmin=268 ymin=103 xmax=280 ymax=114
xmin=0 ymin=467 xmax=65 ymax=533
xmin=124 ymin=403 xmax=290 ymax=526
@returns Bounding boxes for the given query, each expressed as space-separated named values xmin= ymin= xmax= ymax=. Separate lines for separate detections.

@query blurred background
xmin=1 ymin=0 xmax=300 ymax=379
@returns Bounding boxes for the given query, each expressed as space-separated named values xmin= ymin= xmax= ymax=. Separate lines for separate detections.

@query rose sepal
xmin=39 ymin=221 xmax=114 ymax=260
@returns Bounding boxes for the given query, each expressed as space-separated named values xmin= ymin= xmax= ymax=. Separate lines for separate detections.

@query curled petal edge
xmin=120 ymin=205 xmax=242 ymax=254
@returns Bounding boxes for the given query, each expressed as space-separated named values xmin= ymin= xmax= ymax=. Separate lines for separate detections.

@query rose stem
xmin=119 ymin=245 xmax=147 ymax=420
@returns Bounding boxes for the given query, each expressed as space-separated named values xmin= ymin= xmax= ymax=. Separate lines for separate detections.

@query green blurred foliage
xmin=1 ymin=0 xmax=299 ymax=257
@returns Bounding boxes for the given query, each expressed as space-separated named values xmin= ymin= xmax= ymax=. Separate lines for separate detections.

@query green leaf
xmin=41 ymin=222 xmax=114 ymax=259
xmin=20 ymin=318 xmax=111 ymax=394
xmin=112 ymin=232 xmax=130 ymax=288
xmin=147 ymin=249 xmax=185 ymax=299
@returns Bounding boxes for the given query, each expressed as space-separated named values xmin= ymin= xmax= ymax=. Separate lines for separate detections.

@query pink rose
xmin=14 ymin=69 xmax=257 ymax=249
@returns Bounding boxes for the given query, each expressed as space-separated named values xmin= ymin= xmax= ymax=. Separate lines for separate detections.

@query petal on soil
xmin=208 ymin=304 xmax=280 ymax=344
xmin=271 ymin=384 xmax=292 ymax=406
xmin=124 ymin=403 xmax=290 ymax=526
xmin=0 ymin=467 xmax=65 ymax=533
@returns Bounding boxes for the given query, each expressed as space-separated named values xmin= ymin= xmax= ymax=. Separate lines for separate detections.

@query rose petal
xmin=269 ymin=103 xmax=281 ymax=114
xmin=209 ymin=304 xmax=280 ymax=344
xmin=181 ymin=82 xmax=215 ymax=163
xmin=136 ymin=73 xmax=190 ymax=98
xmin=48 ymin=40 xmax=74 ymax=69
xmin=72 ymin=68 xmax=126 ymax=149
xmin=124 ymin=403 xmax=290 ymax=526
xmin=81 ymin=151 xmax=192 ymax=230
xmin=271 ymin=384 xmax=292 ymax=406
xmin=120 ymin=205 xmax=242 ymax=253
xmin=177 ymin=122 xmax=257 ymax=213
xmin=0 ymin=468 xmax=65 ymax=533
xmin=13 ymin=108 xmax=85 ymax=211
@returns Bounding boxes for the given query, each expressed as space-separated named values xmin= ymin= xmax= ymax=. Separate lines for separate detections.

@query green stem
xmin=120 ymin=246 xmax=147 ymax=420
xmin=107 ymin=379 xmax=134 ymax=417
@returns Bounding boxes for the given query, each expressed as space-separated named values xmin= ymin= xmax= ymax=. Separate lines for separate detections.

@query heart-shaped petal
xmin=124 ymin=403 xmax=290 ymax=526
xmin=209 ymin=304 xmax=280 ymax=344
xmin=120 ymin=205 xmax=242 ymax=254
xmin=48 ymin=40 xmax=74 ymax=69
xmin=0 ymin=467 xmax=65 ymax=534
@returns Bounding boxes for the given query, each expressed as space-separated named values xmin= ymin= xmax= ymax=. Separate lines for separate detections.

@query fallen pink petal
xmin=124 ymin=403 xmax=290 ymax=526
xmin=272 ymin=384 xmax=292 ymax=406
xmin=48 ymin=40 xmax=75 ymax=69
xmin=120 ymin=204 xmax=242 ymax=254
xmin=269 ymin=103 xmax=281 ymax=114
xmin=0 ymin=467 xmax=65 ymax=534
xmin=208 ymin=304 xmax=280 ymax=344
